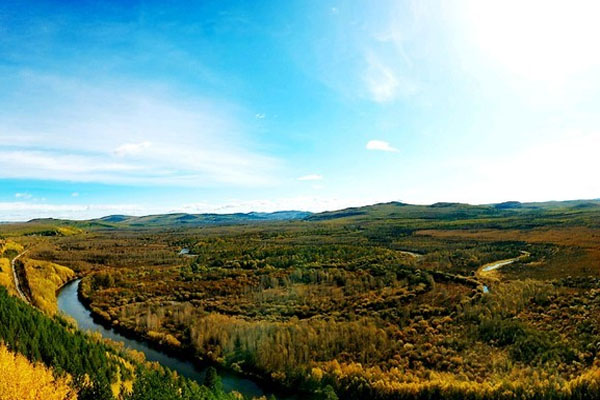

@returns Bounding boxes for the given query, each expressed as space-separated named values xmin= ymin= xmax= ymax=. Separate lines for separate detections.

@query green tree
xmin=321 ymin=385 xmax=338 ymax=400
xmin=204 ymin=366 xmax=223 ymax=392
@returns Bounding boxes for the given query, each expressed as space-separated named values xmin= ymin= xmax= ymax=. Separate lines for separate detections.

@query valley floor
xmin=3 ymin=200 xmax=600 ymax=399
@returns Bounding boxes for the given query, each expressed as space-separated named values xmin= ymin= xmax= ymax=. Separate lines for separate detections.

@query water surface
xmin=58 ymin=279 xmax=294 ymax=399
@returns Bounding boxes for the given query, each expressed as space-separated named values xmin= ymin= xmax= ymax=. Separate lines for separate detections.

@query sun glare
xmin=464 ymin=0 xmax=600 ymax=81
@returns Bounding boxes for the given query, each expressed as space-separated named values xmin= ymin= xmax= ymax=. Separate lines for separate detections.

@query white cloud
xmin=178 ymin=195 xmax=393 ymax=214
xmin=0 ymin=202 xmax=151 ymax=222
xmin=363 ymin=43 xmax=417 ymax=103
xmin=297 ymin=174 xmax=323 ymax=181
xmin=0 ymin=150 xmax=142 ymax=183
xmin=71 ymin=192 xmax=79 ymax=197
xmin=113 ymin=141 xmax=151 ymax=157
xmin=364 ymin=55 xmax=401 ymax=103
xmin=15 ymin=193 xmax=32 ymax=199
xmin=0 ymin=194 xmax=397 ymax=221
xmin=0 ymin=148 xmax=279 ymax=186
xmin=0 ymin=73 xmax=280 ymax=187
xmin=255 ymin=113 xmax=266 ymax=119
xmin=366 ymin=140 xmax=398 ymax=152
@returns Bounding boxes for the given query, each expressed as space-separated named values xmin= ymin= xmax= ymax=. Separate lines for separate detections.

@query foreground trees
xmin=0 ymin=287 xmax=243 ymax=400
xmin=0 ymin=343 xmax=76 ymax=400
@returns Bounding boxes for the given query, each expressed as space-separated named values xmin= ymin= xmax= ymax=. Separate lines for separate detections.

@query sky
xmin=1 ymin=0 xmax=600 ymax=221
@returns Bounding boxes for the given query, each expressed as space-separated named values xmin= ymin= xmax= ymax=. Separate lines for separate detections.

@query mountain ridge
xmin=18 ymin=198 xmax=600 ymax=227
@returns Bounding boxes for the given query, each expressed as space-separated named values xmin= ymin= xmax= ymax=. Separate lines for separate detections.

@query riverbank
xmin=58 ymin=278 xmax=303 ymax=399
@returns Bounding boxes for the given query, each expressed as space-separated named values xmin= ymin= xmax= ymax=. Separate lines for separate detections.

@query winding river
xmin=57 ymin=279 xmax=296 ymax=399
xmin=478 ymin=251 xmax=531 ymax=293
xmin=480 ymin=251 xmax=531 ymax=273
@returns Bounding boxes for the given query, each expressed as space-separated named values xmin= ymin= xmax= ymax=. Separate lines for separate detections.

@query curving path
xmin=11 ymin=251 xmax=29 ymax=303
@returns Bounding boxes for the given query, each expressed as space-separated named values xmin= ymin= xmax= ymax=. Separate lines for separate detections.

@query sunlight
xmin=464 ymin=0 xmax=600 ymax=81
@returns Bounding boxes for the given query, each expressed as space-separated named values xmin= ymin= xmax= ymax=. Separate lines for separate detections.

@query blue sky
xmin=2 ymin=0 xmax=600 ymax=220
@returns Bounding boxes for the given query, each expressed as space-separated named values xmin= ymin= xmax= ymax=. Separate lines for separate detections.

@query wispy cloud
xmin=15 ymin=192 xmax=32 ymax=200
xmin=0 ymin=195 xmax=396 ymax=222
xmin=0 ymin=202 xmax=150 ymax=222
xmin=0 ymin=73 xmax=280 ymax=187
xmin=364 ymin=55 xmax=400 ymax=103
xmin=114 ymin=141 xmax=152 ymax=157
xmin=0 ymin=150 xmax=140 ymax=183
xmin=366 ymin=140 xmax=398 ymax=152
xmin=363 ymin=52 xmax=418 ymax=103
xmin=297 ymin=174 xmax=323 ymax=181
xmin=179 ymin=195 xmax=393 ymax=214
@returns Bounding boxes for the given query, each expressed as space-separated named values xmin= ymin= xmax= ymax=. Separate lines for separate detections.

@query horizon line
xmin=2 ymin=197 xmax=599 ymax=224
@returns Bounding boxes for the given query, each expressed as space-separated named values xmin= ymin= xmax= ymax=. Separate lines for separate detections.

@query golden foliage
xmin=0 ymin=258 xmax=16 ymax=296
xmin=106 ymin=353 xmax=135 ymax=398
xmin=56 ymin=226 xmax=83 ymax=236
xmin=9 ymin=205 xmax=600 ymax=399
xmin=23 ymin=258 xmax=75 ymax=314
xmin=0 ymin=240 xmax=24 ymax=254
xmin=0 ymin=343 xmax=76 ymax=400
xmin=0 ymin=239 xmax=24 ymax=296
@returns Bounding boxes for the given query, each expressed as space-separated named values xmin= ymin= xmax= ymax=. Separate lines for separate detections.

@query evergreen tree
xmin=321 ymin=385 xmax=338 ymax=400
xmin=204 ymin=366 xmax=223 ymax=392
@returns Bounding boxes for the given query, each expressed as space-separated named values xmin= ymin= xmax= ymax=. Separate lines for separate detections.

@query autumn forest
xmin=3 ymin=200 xmax=600 ymax=399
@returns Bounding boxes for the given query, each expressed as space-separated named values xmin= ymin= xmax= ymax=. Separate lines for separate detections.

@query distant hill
xmin=21 ymin=199 xmax=600 ymax=228
xmin=86 ymin=210 xmax=313 ymax=227
xmin=307 ymin=199 xmax=600 ymax=222
xmin=307 ymin=201 xmax=492 ymax=221
xmin=493 ymin=201 xmax=522 ymax=210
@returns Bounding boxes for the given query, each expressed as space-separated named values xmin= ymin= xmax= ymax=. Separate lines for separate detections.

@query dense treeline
xmin=0 ymin=287 xmax=248 ymax=400
xmin=0 ymin=287 xmax=115 ymax=397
